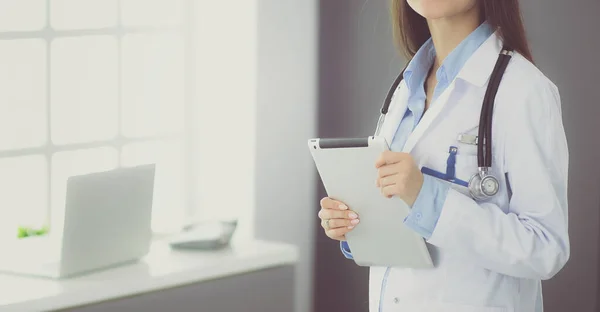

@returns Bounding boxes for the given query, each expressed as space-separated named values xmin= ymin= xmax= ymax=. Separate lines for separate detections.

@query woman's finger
xmin=377 ymin=163 xmax=400 ymax=179
xmin=375 ymin=151 xmax=406 ymax=168
xmin=381 ymin=184 xmax=399 ymax=198
xmin=326 ymin=226 xmax=354 ymax=239
xmin=378 ymin=175 xmax=399 ymax=188
xmin=322 ymin=218 xmax=359 ymax=230
xmin=320 ymin=197 xmax=349 ymax=210
xmin=318 ymin=208 xmax=359 ymax=220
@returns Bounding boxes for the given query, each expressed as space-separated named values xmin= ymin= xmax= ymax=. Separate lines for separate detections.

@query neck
xmin=427 ymin=7 xmax=481 ymax=69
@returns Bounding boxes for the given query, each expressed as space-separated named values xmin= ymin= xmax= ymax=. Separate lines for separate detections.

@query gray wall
xmin=520 ymin=1 xmax=600 ymax=311
xmin=315 ymin=1 xmax=400 ymax=311
xmin=315 ymin=1 xmax=600 ymax=312
xmin=255 ymin=1 xmax=318 ymax=312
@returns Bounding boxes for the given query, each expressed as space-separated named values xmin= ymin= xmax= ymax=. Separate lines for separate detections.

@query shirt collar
xmin=402 ymin=38 xmax=435 ymax=92
xmin=402 ymin=21 xmax=494 ymax=91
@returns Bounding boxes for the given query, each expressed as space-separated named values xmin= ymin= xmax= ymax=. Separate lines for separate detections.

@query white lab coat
xmin=370 ymin=32 xmax=570 ymax=312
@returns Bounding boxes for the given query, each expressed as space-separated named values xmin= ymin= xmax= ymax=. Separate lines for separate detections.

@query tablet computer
xmin=309 ymin=136 xmax=433 ymax=268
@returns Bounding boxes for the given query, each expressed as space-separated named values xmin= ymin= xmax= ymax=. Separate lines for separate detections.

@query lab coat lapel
xmin=402 ymin=32 xmax=503 ymax=154
xmin=402 ymin=83 xmax=456 ymax=153
xmin=380 ymin=83 xmax=409 ymax=147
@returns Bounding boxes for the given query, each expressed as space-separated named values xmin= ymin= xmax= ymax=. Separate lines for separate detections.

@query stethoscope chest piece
xmin=468 ymin=168 xmax=499 ymax=201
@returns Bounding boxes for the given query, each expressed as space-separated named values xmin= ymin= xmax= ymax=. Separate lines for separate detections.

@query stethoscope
xmin=374 ymin=47 xmax=514 ymax=200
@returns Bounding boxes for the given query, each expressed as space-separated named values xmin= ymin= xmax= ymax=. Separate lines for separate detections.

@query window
xmin=0 ymin=0 xmax=192 ymax=240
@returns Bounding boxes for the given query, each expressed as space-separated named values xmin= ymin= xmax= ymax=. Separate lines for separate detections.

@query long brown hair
xmin=390 ymin=0 xmax=533 ymax=62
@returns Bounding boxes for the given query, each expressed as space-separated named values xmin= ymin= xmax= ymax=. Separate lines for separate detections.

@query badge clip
xmin=457 ymin=133 xmax=478 ymax=145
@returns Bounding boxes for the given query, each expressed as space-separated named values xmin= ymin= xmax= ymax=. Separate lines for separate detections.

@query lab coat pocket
xmin=454 ymin=154 xmax=478 ymax=181
xmin=448 ymin=153 xmax=478 ymax=197
xmin=421 ymin=150 xmax=476 ymax=197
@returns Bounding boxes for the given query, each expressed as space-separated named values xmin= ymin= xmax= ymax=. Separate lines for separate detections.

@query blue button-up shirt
xmin=341 ymin=22 xmax=494 ymax=259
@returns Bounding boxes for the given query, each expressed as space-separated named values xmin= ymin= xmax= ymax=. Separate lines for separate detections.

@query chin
xmin=407 ymin=0 xmax=478 ymax=20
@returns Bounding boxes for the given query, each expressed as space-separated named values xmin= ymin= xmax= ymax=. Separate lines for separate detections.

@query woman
xmin=317 ymin=0 xmax=569 ymax=311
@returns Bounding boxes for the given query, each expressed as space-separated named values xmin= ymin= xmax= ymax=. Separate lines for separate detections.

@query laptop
xmin=0 ymin=164 xmax=156 ymax=279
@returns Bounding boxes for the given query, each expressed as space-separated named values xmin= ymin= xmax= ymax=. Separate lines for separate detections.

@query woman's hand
xmin=318 ymin=197 xmax=360 ymax=241
xmin=375 ymin=151 xmax=424 ymax=207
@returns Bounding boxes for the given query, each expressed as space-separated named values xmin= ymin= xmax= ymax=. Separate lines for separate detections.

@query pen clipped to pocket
xmin=421 ymin=146 xmax=469 ymax=187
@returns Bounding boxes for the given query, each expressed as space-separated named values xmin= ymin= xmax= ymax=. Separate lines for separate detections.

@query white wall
xmin=192 ymin=1 xmax=258 ymax=238
xmin=255 ymin=1 xmax=318 ymax=312
xmin=192 ymin=2 xmax=317 ymax=311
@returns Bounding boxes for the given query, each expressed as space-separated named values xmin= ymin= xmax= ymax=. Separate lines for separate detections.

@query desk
xmin=0 ymin=239 xmax=298 ymax=312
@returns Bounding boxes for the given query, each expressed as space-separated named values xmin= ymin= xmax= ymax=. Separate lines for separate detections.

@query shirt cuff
xmin=403 ymin=174 xmax=450 ymax=239
xmin=340 ymin=241 xmax=353 ymax=259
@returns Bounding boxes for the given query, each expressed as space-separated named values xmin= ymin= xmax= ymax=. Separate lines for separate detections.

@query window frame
xmin=0 ymin=0 xmax=197 ymax=235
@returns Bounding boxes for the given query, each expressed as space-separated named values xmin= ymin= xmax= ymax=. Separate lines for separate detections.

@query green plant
xmin=17 ymin=225 xmax=49 ymax=239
